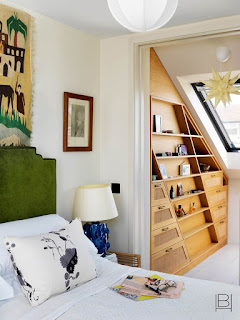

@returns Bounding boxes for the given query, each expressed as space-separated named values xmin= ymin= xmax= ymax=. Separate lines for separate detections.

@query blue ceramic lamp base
xmin=83 ymin=222 xmax=110 ymax=257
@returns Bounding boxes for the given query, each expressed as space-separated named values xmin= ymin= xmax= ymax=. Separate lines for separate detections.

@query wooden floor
xmin=184 ymin=244 xmax=239 ymax=286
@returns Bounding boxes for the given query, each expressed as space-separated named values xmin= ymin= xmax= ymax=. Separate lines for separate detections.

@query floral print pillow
xmin=4 ymin=218 xmax=96 ymax=306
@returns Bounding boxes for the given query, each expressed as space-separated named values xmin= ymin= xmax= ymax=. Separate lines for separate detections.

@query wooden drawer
xmin=202 ymin=171 xmax=223 ymax=191
xmin=206 ymin=186 xmax=228 ymax=208
xmin=151 ymin=182 xmax=169 ymax=206
xmin=211 ymin=203 xmax=228 ymax=222
xmin=215 ymin=218 xmax=228 ymax=242
xmin=151 ymin=241 xmax=189 ymax=274
xmin=151 ymin=203 xmax=176 ymax=230
xmin=151 ymin=222 xmax=182 ymax=254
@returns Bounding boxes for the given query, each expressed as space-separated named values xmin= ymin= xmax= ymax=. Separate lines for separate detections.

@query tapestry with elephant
xmin=0 ymin=4 xmax=32 ymax=146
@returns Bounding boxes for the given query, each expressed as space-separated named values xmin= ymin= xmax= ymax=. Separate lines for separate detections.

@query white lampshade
xmin=107 ymin=0 xmax=178 ymax=33
xmin=73 ymin=184 xmax=118 ymax=222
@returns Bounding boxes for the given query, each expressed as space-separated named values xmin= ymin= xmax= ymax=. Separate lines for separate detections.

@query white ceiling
xmin=8 ymin=0 xmax=240 ymax=38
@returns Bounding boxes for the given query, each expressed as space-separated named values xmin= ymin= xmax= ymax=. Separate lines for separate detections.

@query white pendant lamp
xmin=216 ymin=46 xmax=231 ymax=63
xmin=107 ymin=0 xmax=178 ymax=33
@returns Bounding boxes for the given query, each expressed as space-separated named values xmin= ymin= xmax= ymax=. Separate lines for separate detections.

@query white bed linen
xmin=1 ymin=257 xmax=240 ymax=320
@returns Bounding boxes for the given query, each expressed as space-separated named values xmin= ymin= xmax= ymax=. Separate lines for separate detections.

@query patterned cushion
xmin=4 ymin=218 xmax=96 ymax=306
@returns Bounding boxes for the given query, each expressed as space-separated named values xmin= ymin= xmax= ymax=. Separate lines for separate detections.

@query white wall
xmin=1 ymin=1 xmax=101 ymax=221
xmin=228 ymin=180 xmax=240 ymax=243
xmin=100 ymin=37 xmax=133 ymax=253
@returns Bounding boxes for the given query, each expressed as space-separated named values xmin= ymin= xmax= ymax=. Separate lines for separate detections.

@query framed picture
xmin=180 ymin=162 xmax=191 ymax=176
xmin=180 ymin=144 xmax=188 ymax=156
xmin=153 ymin=115 xmax=162 ymax=133
xmin=159 ymin=163 xmax=168 ymax=179
xmin=63 ymin=92 xmax=93 ymax=152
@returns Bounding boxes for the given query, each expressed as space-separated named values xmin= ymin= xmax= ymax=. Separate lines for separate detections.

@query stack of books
xmin=111 ymin=275 xmax=184 ymax=301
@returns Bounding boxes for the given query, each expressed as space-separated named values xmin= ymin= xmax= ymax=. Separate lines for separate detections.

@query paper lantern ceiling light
xmin=107 ymin=0 xmax=178 ymax=33
xmin=216 ymin=46 xmax=231 ymax=63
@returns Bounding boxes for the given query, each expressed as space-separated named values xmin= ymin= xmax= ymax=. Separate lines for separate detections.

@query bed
xmin=0 ymin=148 xmax=240 ymax=320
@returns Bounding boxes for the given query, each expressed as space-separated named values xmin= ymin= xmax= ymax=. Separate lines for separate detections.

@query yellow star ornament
xmin=204 ymin=69 xmax=240 ymax=109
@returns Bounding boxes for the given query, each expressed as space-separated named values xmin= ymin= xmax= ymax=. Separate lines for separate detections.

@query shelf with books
xmin=156 ymin=155 xmax=196 ymax=159
xmin=156 ymin=155 xmax=213 ymax=160
xmin=161 ymin=173 xmax=201 ymax=181
xmin=159 ymin=170 xmax=221 ymax=182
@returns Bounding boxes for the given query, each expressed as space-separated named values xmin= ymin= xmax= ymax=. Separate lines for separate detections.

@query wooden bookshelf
xmin=183 ymin=223 xmax=213 ymax=239
xmin=177 ymin=207 xmax=209 ymax=222
xmin=149 ymin=48 xmax=228 ymax=276
xmin=152 ymin=132 xmax=202 ymax=138
xmin=171 ymin=191 xmax=205 ymax=202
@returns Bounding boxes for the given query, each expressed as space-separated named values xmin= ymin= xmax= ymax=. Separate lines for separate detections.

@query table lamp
xmin=73 ymin=184 xmax=118 ymax=256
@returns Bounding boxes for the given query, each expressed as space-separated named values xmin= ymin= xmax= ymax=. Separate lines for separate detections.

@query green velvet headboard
xmin=0 ymin=147 xmax=56 ymax=223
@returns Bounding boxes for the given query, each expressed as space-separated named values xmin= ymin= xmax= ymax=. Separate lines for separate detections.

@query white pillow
xmin=84 ymin=234 xmax=98 ymax=254
xmin=0 ymin=276 xmax=14 ymax=301
xmin=4 ymin=218 xmax=96 ymax=306
xmin=0 ymin=215 xmax=69 ymax=277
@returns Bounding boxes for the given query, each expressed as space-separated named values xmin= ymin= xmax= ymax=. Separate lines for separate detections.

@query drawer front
xmin=206 ymin=186 xmax=228 ymax=208
xmin=215 ymin=218 xmax=228 ymax=242
xmin=151 ymin=241 xmax=189 ymax=274
xmin=151 ymin=223 xmax=182 ymax=254
xmin=211 ymin=203 xmax=228 ymax=222
xmin=202 ymin=171 xmax=223 ymax=191
xmin=151 ymin=182 xmax=169 ymax=206
xmin=151 ymin=204 xmax=176 ymax=230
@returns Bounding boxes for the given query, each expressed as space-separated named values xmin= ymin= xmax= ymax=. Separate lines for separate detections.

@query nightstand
xmin=109 ymin=251 xmax=141 ymax=267
xmin=104 ymin=252 xmax=118 ymax=263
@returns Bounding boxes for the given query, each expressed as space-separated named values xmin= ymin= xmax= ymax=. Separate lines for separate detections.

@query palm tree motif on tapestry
xmin=7 ymin=12 xmax=27 ymax=47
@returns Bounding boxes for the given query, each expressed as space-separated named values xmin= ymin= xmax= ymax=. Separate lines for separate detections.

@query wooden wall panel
xmin=150 ymin=48 xmax=183 ymax=104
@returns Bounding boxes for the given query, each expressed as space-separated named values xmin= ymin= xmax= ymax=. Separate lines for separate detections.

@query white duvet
xmin=1 ymin=256 xmax=240 ymax=320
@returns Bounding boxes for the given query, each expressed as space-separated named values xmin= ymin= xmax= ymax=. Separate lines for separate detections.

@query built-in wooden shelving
xmin=154 ymin=170 xmax=221 ymax=182
xmin=190 ymin=243 xmax=218 ymax=262
xmin=156 ymin=155 xmax=213 ymax=160
xmin=171 ymin=191 xmax=205 ymax=202
xmin=150 ymin=47 xmax=228 ymax=276
xmin=177 ymin=207 xmax=209 ymax=222
xmin=183 ymin=223 xmax=213 ymax=239
xmin=152 ymin=132 xmax=202 ymax=138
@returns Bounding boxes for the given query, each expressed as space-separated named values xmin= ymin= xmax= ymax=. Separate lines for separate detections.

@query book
xmin=111 ymin=275 xmax=184 ymax=301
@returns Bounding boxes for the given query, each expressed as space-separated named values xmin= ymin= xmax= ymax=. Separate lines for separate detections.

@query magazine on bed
xmin=111 ymin=275 xmax=184 ymax=301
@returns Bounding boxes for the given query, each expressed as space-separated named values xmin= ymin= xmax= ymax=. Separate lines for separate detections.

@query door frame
xmin=133 ymin=20 xmax=240 ymax=269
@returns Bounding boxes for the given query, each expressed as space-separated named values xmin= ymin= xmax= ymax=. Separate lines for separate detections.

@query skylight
xmin=192 ymin=81 xmax=240 ymax=152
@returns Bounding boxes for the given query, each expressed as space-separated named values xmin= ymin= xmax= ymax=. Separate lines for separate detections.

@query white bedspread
xmin=1 ymin=257 xmax=240 ymax=320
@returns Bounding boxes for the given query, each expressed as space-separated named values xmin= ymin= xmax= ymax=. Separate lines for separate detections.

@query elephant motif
xmin=0 ymin=85 xmax=14 ymax=114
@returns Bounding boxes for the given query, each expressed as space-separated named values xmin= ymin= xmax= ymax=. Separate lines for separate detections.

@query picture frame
xmin=159 ymin=163 xmax=168 ymax=179
xmin=153 ymin=115 xmax=162 ymax=133
xmin=180 ymin=144 xmax=188 ymax=156
xmin=63 ymin=92 xmax=93 ymax=152
xmin=180 ymin=162 xmax=191 ymax=176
